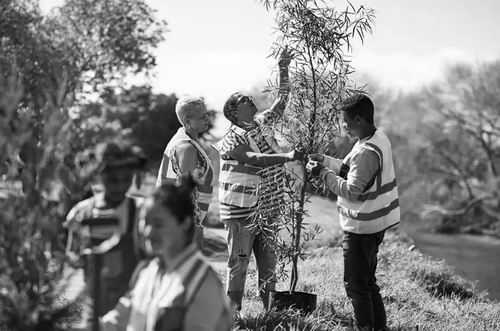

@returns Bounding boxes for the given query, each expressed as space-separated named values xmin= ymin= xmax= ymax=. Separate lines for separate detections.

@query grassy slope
xmin=211 ymin=196 xmax=500 ymax=331
xmin=134 ymin=176 xmax=500 ymax=329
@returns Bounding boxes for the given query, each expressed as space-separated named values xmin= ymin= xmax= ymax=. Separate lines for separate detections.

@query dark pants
xmin=343 ymin=230 xmax=386 ymax=331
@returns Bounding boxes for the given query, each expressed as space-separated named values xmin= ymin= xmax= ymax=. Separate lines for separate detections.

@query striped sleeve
xmin=320 ymin=148 xmax=380 ymax=200
xmin=218 ymin=130 xmax=248 ymax=160
xmin=64 ymin=198 xmax=92 ymax=229
xmin=219 ymin=203 xmax=253 ymax=221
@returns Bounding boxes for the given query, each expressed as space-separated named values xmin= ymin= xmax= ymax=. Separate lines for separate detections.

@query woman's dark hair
xmin=341 ymin=93 xmax=374 ymax=125
xmin=153 ymin=173 xmax=197 ymax=243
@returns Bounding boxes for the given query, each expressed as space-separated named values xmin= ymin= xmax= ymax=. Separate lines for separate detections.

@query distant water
xmin=402 ymin=221 xmax=500 ymax=301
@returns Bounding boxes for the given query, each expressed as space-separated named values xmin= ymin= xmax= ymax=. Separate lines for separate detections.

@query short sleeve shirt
xmin=218 ymin=109 xmax=286 ymax=219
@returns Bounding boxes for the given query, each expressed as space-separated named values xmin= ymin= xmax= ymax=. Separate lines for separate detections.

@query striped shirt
xmin=64 ymin=194 xmax=143 ymax=267
xmin=218 ymin=110 xmax=285 ymax=220
xmin=64 ymin=193 xmax=140 ymax=239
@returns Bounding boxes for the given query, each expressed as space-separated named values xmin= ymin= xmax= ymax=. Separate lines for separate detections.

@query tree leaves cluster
xmin=75 ymin=85 xmax=218 ymax=168
xmin=0 ymin=1 xmax=166 ymax=329
xmin=253 ymin=0 xmax=374 ymax=293
xmin=419 ymin=61 xmax=500 ymax=236
xmin=79 ymin=86 xmax=182 ymax=167
xmin=363 ymin=60 xmax=500 ymax=237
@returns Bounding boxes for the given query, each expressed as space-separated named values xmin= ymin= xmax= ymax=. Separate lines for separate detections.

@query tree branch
xmin=422 ymin=194 xmax=496 ymax=218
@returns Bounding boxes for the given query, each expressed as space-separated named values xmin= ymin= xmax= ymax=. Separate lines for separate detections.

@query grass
xmin=209 ymin=197 xmax=500 ymax=330
xmin=224 ymin=231 xmax=500 ymax=330
xmin=124 ymin=180 xmax=500 ymax=330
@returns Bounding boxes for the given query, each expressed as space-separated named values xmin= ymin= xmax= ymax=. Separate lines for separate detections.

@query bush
xmin=0 ymin=197 xmax=81 ymax=331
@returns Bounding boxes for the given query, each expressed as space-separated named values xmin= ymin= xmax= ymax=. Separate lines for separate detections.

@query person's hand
xmin=308 ymin=153 xmax=325 ymax=163
xmin=288 ymin=146 xmax=305 ymax=162
xmin=66 ymin=251 xmax=83 ymax=268
xmin=306 ymin=160 xmax=325 ymax=177
xmin=294 ymin=147 xmax=305 ymax=161
xmin=278 ymin=46 xmax=292 ymax=69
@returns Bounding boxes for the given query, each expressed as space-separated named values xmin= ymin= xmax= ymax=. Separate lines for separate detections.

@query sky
xmin=40 ymin=0 xmax=500 ymax=134
xmin=146 ymin=0 xmax=500 ymax=102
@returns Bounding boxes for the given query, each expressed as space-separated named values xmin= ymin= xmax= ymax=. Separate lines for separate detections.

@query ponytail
xmin=153 ymin=173 xmax=196 ymax=243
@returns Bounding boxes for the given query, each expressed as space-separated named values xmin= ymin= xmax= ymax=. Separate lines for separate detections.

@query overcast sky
xmin=40 ymin=0 xmax=500 ymax=133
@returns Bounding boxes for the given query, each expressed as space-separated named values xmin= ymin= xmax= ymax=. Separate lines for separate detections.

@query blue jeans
xmin=343 ymin=230 xmax=387 ymax=330
xmin=224 ymin=218 xmax=277 ymax=309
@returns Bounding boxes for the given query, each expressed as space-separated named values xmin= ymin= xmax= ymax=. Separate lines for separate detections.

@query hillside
xmin=57 ymin=192 xmax=500 ymax=330
xmin=204 ymin=196 xmax=500 ymax=330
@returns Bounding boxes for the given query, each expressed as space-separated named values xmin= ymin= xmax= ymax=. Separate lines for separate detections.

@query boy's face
xmin=342 ymin=111 xmax=361 ymax=139
xmin=234 ymin=96 xmax=258 ymax=128
xmin=100 ymin=167 xmax=134 ymax=200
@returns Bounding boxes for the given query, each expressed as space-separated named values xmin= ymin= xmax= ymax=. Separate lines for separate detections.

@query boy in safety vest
xmin=307 ymin=94 xmax=399 ymax=331
xmin=214 ymin=48 xmax=304 ymax=313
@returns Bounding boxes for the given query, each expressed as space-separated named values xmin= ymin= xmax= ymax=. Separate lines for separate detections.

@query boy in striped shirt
xmin=214 ymin=49 xmax=303 ymax=313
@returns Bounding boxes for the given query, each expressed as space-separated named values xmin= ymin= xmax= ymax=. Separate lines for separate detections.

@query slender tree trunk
xmin=290 ymin=44 xmax=318 ymax=293
xmin=290 ymin=163 xmax=307 ymax=293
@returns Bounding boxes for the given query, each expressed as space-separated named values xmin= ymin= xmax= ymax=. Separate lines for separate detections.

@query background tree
xmin=78 ymin=85 xmax=218 ymax=168
xmin=417 ymin=61 xmax=500 ymax=235
xmin=86 ymin=86 xmax=181 ymax=167
xmin=0 ymin=0 xmax=166 ymax=329
xmin=356 ymin=61 xmax=500 ymax=237
xmin=255 ymin=0 xmax=374 ymax=294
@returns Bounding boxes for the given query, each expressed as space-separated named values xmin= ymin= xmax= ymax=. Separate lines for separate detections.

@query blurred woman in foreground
xmin=101 ymin=175 xmax=231 ymax=331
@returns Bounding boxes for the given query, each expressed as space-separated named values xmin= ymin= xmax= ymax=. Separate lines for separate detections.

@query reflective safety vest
xmin=337 ymin=130 xmax=400 ymax=234
xmin=125 ymin=247 xmax=216 ymax=331
xmin=160 ymin=128 xmax=214 ymax=223
xmin=216 ymin=126 xmax=268 ymax=208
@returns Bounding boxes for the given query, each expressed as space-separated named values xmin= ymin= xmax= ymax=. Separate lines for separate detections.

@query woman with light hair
xmin=156 ymin=96 xmax=214 ymax=249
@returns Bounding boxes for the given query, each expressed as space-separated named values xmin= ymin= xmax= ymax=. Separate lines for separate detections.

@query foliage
xmin=362 ymin=60 xmax=500 ymax=237
xmin=418 ymin=61 xmax=500 ymax=236
xmin=75 ymin=86 xmax=181 ymax=167
xmin=0 ymin=72 xmax=78 ymax=330
xmin=71 ymin=85 xmax=218 ymax=168
xmin=0 ymin=0 xmax=166 ymax=329
xmin=0 ymin=197 xmax=81 ymax=331
xmin=254 ymin=0 xmax=374 ymax=293
xmin=0 ymin=0 xmax=166 ymax=201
